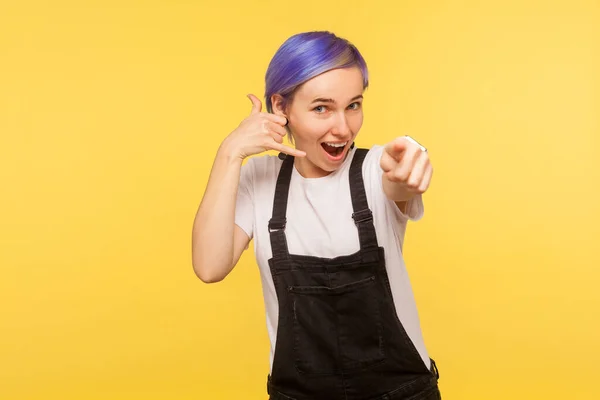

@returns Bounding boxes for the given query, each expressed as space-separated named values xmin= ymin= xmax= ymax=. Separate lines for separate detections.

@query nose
xmin=331 ymin=112 xmax=352 ymax=138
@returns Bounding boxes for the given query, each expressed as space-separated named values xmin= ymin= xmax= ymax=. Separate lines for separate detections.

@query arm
xmin=191 ymin=94 xmax=304 ymax=283
xmin=191 ymin=145 xmax=250 ymax=283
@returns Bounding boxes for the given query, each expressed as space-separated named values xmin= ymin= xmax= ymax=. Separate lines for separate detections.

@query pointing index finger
xmin=385 ymin=138 xmax=407 ymax=161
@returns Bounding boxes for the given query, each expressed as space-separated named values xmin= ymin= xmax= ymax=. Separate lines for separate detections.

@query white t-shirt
xmin=235 ymin=145 xmax=432 ymax=372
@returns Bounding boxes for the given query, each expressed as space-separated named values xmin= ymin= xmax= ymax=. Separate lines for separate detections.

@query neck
xmin=294 ymin=156 xmax=331 ymax=179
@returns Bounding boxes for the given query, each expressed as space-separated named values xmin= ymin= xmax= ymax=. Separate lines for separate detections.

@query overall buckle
xmin=268 ymin=218 xmax=287 ymax=232
xmin=352 ymin=209 xmax=373 ymax=225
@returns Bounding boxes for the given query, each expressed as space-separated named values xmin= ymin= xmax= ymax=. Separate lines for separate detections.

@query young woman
xmin=192 ymin=31 xmax=440 ymax=400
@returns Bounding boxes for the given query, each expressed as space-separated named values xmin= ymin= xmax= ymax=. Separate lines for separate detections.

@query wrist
xmin=389 ymin=191 xmax=416 ymax=203
xmin=218 ymin=139 xmax=245 ymax=165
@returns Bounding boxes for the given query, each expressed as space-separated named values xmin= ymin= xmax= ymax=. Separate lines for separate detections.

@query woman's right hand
xmin=221 ymin=94 xmax=306 ymax=160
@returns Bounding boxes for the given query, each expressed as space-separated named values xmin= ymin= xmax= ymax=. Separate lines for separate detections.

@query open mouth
xmin=321 ymin=142 xmax=347 ymax=158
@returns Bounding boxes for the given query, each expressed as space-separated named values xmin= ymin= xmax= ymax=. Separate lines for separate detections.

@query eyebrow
xmin=310 ymin=95 xmax=363 ymax=104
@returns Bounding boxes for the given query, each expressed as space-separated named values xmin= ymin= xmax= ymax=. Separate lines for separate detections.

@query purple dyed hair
xmin=264 ymin=31 xmax=369 ymax=117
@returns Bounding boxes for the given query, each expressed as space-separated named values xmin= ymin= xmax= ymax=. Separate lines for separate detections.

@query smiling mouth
xmin=321 ymin=142 xmax=347 ymax=157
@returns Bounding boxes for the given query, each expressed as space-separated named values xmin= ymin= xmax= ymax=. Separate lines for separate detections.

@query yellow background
xmin=1 ymin=0 xmax=599 ymax=399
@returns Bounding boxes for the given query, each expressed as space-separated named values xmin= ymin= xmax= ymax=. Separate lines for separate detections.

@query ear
xmin=270 ymin=94 xmax=287 ymax=119
xmin=271 ymin=93 xmax=293 ymax=143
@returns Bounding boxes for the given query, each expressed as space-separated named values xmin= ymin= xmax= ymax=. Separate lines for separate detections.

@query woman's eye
xmin=313 ymin=105 xmax=327 ymax=113
xmin=348 ymin=102 xmax=361 ymax=110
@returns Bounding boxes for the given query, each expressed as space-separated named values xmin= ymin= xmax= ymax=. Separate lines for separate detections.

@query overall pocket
xmin=287 ymin=275 xmax=385 ymax=375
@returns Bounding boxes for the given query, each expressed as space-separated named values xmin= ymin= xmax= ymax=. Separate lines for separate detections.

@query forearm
xmin=192 ymin=143 xmax=243 ymax=281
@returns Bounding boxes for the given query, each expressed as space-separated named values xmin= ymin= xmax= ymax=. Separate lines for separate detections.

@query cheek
xmin=349 ymin=112 xmax=363 ymax=132
xmin=293 ymin=117 xmax=330 ymax=141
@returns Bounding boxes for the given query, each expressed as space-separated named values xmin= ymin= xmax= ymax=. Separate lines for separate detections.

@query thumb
xmin=247 ymin=94 xmax=262 ymax=115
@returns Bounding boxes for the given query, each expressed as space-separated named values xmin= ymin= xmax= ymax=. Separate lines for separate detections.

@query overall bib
xmin=266 ymin=149 xmax=441 ymax=400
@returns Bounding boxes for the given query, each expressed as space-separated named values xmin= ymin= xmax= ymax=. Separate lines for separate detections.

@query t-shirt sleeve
xmin=365 ymin=145 xmax=425 ymax=223
xmin=235 ymin=159 xmax=255 ymax=239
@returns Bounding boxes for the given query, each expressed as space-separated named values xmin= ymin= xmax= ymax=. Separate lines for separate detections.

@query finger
xmin=407 ymin=152 xmax=430 ymax=190
xmin=418 ymin=164 xmax=433 ymax=192
xmin=269 ymin=142 xmax=306 ymax=158
xmin=379 ymin=150 xmax=397 ymax=173
xmin=247 ymin=94 xmax=262 ymax=115
xmin=263 ymin=113 xmax=288 ymax=126
xmin=392 ymin=146 xmax=422 ymax=182
xmin=266 ymin=120 xmax=287 ymax=137
xmin=270 ymin=132 xmax=284 ymax=144
xmin=384 ymin=138 xmax=408 ymax=161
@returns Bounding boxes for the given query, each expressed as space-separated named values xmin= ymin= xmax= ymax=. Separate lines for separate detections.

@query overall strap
xmin=268 ymin=154 xmax=294 ymax=260
xmin=349 ymin=148 xmax=379 ymax=250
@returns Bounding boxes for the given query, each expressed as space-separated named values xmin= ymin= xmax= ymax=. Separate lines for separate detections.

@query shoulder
xmin=242 ymin=152 xmax=282 ymax=169
xmin=364 ymin=144 xmax=385 ymax=163
xmin=240 ymin=152 xmax=283 ymax=184
xmin=350 ymin=145 xmax=385 ymax=169
xmin=358 ymin=145 xmax=395 ymax=206
xmin=358 ymin=145 xmax=385 ymax=179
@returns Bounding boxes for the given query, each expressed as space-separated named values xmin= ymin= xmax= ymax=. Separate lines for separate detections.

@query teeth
xmin=325 ymin=142 xmax=347 ymax=148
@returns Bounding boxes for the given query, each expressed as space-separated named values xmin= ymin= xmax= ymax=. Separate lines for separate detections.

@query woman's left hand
xmin=380 ymin=136 xmax=433 ymax=202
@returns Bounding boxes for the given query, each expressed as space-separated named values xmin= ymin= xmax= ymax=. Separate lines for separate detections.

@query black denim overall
xmin=266 ymin=149 xmax=441 ymax=400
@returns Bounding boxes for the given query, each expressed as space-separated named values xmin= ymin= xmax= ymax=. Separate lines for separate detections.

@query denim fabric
xmin=265 ymin=149 xmax=441 ymax=400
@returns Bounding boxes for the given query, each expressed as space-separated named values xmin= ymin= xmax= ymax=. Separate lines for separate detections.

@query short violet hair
xmin=264 ymin=31 xmax=369 ymax=114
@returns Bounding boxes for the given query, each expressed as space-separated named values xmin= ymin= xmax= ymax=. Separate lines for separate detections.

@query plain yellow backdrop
xmin=1 ymin=0 xmax=599 ymax=399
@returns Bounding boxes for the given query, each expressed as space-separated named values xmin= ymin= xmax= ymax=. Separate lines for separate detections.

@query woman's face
xmin=274 ymin=66 xmax=365 ymax=178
